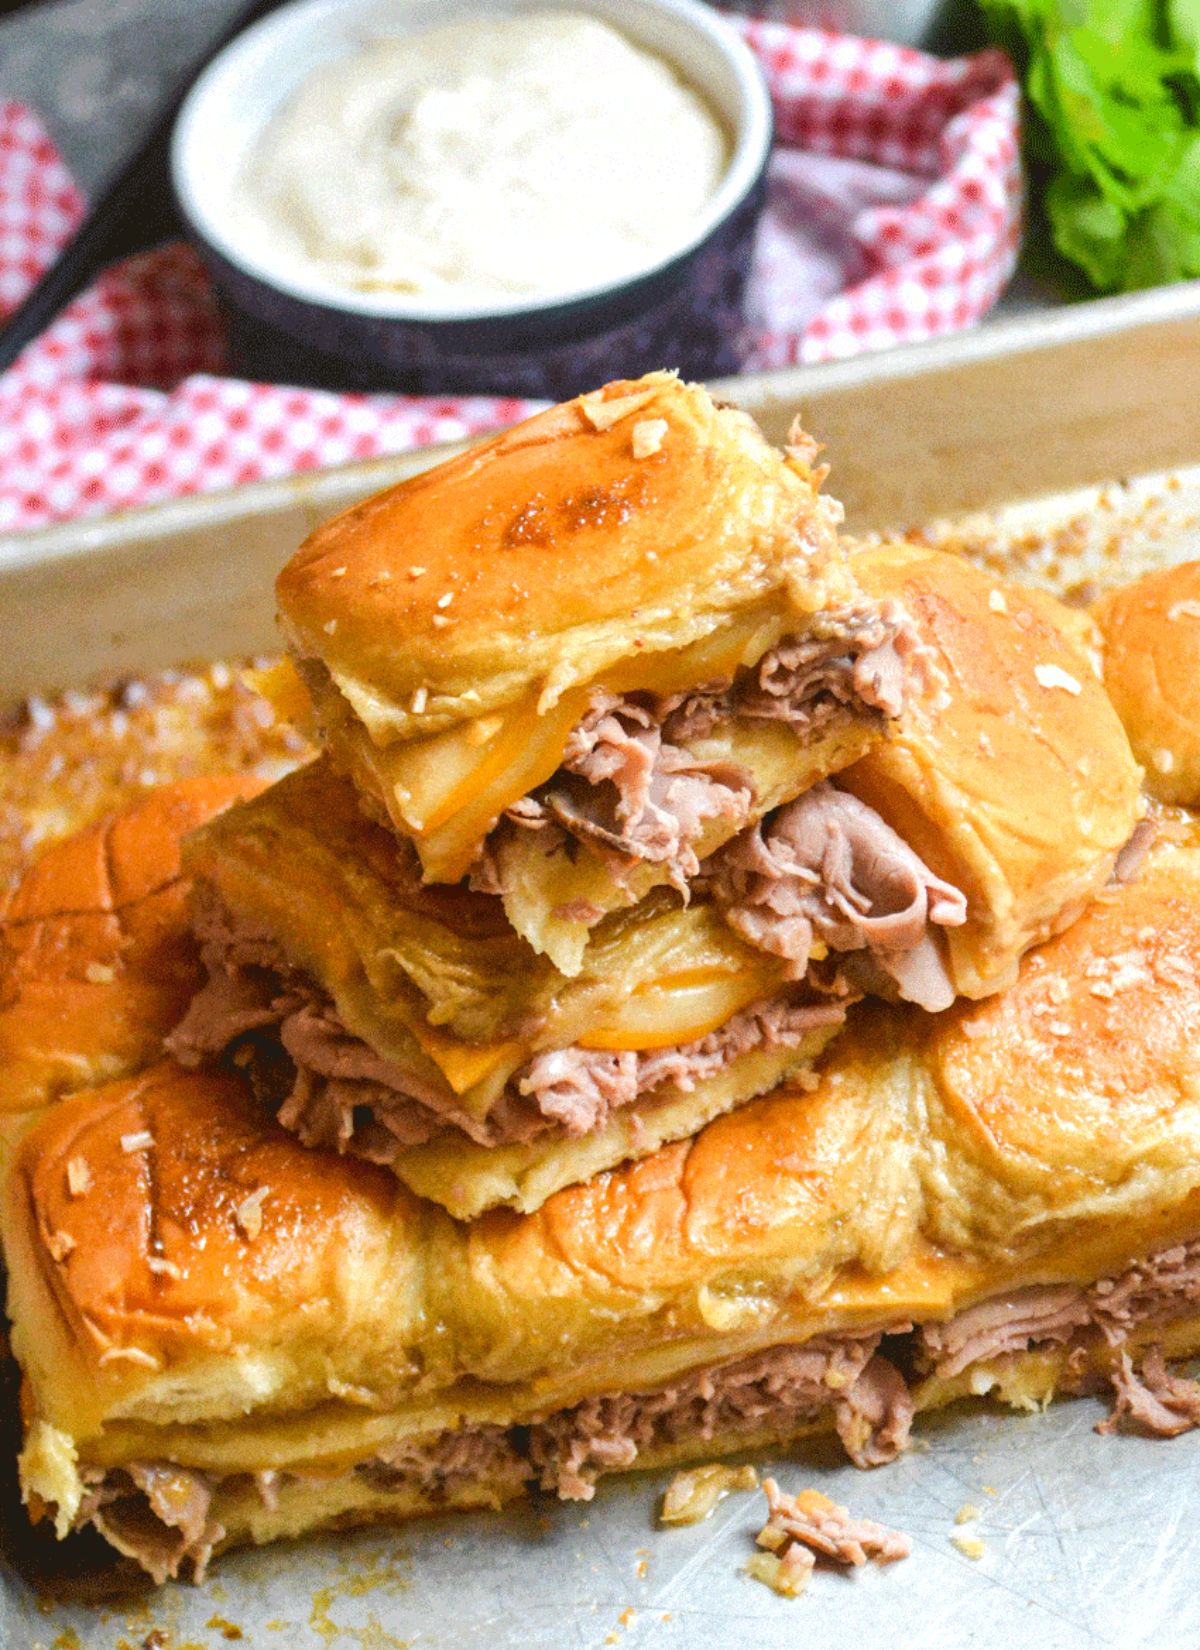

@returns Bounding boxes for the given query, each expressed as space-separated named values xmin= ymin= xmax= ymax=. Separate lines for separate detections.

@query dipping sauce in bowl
xmin=172 ymin=0 xmax=772 ymax=395
xmin=238 ymin=10 xmax=729 ymax=304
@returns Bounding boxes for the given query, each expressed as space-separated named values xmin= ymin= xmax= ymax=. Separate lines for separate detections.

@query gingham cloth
xmin=0 ymin=23 xmax=1020 ymax=532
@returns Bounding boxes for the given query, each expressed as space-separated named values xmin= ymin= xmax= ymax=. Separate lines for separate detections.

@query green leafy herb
xmin=978 ymin=0 xmax=1200 ymax=291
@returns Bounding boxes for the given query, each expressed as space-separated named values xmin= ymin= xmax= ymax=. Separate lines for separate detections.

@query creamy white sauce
xmin=238 ymin=10 xmax=728 ymax=304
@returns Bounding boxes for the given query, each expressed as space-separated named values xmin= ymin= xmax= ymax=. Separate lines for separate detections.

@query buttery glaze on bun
xmin=837 ymin=543 xmax=1143 ymax=998
xmin=924 ymin=832 xmax=1200 ymax=1255
xmin=10 ymin=839 xmax=1200 ymax=1579
xmin=0 ymin=775 xmax=262 ymax=1131
xmin=277 ymin=372 xmax=849 ymax=740
xmin=1094 ymin=559 xmax=1200 ymax=804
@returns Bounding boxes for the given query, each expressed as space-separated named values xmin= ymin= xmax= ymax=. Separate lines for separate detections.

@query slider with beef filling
xmin=270 ymin=371 xmax=938 ymax=975
xmin=698 ymin=540 xmax=1143 ymax=1007
xmin=166 ymin=539 xmax=1141 ymax=1217
xmin=8 ymin=824 xmax=1200 ymax=1585
xmin=166 ymin=759 xmax=846 ymax=1219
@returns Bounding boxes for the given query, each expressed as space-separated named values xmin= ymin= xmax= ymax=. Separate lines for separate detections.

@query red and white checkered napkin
xmin=0 ymin=24 xmax=1020 ymax=532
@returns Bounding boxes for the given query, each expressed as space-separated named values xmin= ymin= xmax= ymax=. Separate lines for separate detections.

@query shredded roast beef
xmin=700 ymin=783 xmax=968 ymax=1013
xmin=355 ymin=1426 xmax=524 ymax=1494
xmin=168 ymin=894 xmax=845 ymax=1159
xmin=479 ymin=602 xmax=935 ymax=900
xmin=68 ymin=1230 xmax=1200 ymax=1581
xmin=1097 ymin=1349 xmax=1200 ymax=1438
xmin=76 ymin=1463 xmax=224 ymax=1586
xmin=527 ymin=1334 xmax=913 ymax=1500
xmin=756 ymin=1476 xmax=911 ymax=1568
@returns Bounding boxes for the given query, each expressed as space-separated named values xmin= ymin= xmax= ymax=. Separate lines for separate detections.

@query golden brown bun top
xmin=926 ymin=830 xmax=1200 ymax=1245
xmin=9 ymin=1060 xmax=417 ymax=1429
xmin=13 ymin=836 xmax=1200 ymax=1442
xmin=842 ymin=542 xmax=1142 ymax=997
xmin=276 ymin=373 xmax=847 ymax=737
xmin=0 ymin=775 xmax=263 ymax=1122
xmin=1095 ymin=559 xmax=1200 ymax=804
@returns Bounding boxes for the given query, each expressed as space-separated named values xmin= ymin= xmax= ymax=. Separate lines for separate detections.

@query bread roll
xmin=0 ymin=775 xmax=262 ymax=1136
xmin=503 ymin=543 xmax=1143 ymax=997
xmin=173 ymin=759 xmax=845 ymax=1217
xmin=832 ymin=543 xmax=1142 ymax=999
xmin=278 ymin=372 xmax=850 ymax=741
xmin=173 ymin=537 xmax=1142 ymax=1212
xmin=1095 ymin=559 xmax=1200 ymax=804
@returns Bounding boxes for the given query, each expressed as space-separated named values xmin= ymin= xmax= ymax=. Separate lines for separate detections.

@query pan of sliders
xmin=3 ymin=281 xmax=1200 ymax=1650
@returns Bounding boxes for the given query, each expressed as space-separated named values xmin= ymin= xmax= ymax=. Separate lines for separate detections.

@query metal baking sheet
xmin=5 ymin=284 xmax=1200 ymax=1650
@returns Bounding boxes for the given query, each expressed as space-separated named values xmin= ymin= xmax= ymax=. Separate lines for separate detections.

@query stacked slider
xmin=169 ymin=375 xmax=1141 ymax=1219
xmin=166 ymin=373 xmax=935 ymax=1218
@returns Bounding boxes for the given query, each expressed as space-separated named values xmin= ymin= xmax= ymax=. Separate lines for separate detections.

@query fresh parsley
xmin=978 ymin=0 xmax=1200 ymax=290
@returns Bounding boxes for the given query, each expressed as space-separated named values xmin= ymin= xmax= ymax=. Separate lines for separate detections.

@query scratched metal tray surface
xmin=5 ymin=284 xmax=1200 ymax=1650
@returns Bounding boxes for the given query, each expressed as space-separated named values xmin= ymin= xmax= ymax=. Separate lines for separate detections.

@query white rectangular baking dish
xmin=4 ymin=280 xmax=1200 ymax=1650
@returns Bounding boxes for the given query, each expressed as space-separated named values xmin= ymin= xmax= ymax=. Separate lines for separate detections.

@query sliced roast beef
xmin=920 ymin=1287 xmax=1091 ymax=1380
xmin=1088 ymin=1241 xmax=1200 ymax=1342
xmin=920 ymin=1241 xmax=1200 ymax=1383
xmin=918 ymin=1238 xmax=1200 ymax=1438
xmin=545 ymin=692 xmax=756 ymax=890
xmin=499 ymin=695 xmax=754 ymax=898
xmin=483 ymin=602 xmax=934 ymax=900
xmin=519 ymin=996 xmax=846 ymax=1137
xmin=527 ymin=1333 xmax=912 ymax=1501
xmin=756 ymin=1476 xmax=911 ymax=1567
xmin=834 ymin=1353 xmax=916 ymax=1468
xmin=77 ymin=1463 xmax=224 ymax=1586
xmin=701 ymin=783 xmax=968 ymax=1012
xmin=168 ymin=898 xmax=845 ymax=1160
xmin=662 ymin=599 xmax=938 ymax=743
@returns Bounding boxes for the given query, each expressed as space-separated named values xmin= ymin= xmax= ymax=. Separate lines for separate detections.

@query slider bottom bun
xmin=19 ymin=1255 xmax=1200 ymax=1586
xmin=9 ymin=833 xmax=1200 ymax=1582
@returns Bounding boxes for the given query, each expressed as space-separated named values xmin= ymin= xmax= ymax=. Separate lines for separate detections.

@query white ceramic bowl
xmin=171 ymin=0 xmax=774 ymax=394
